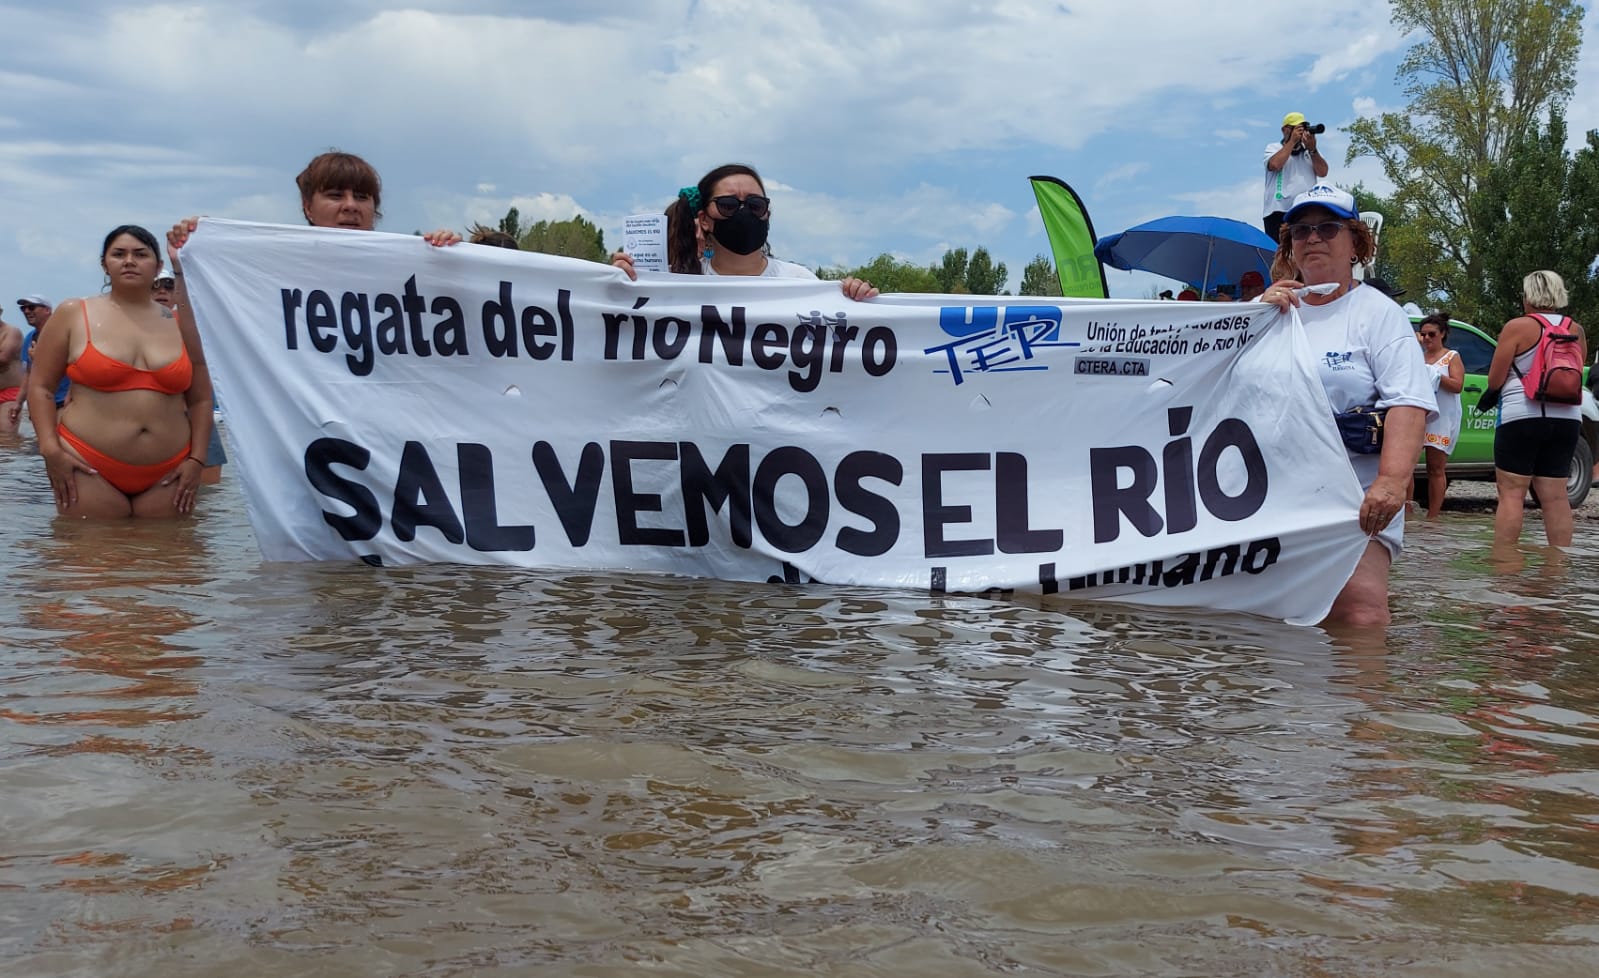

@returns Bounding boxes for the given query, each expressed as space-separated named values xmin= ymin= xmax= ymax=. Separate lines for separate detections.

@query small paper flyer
xmin=622 ymin=213 xmax=668 ymax=273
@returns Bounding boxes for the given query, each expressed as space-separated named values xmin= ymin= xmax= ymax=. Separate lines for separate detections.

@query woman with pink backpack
xmin=1482 ymin=270 xmax=1588 ymax=547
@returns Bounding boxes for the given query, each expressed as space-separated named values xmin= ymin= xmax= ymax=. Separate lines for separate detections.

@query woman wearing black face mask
xmin=611 ymin=163 xmax=877 ymax=300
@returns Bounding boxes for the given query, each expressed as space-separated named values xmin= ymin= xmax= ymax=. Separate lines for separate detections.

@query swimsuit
xmin=0 ymin=386 xmax=18 ymax=404
xmin=64 ymin=301 xmax=192 ymax=394
xmin=57 ymin=301 xmax=194 ymax=496
xmin=56 ymin=423 xmax=189 ymax=496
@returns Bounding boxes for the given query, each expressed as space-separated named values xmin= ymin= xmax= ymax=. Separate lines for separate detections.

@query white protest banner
xmin=180 ymin=220 xmax=1369 ymax=624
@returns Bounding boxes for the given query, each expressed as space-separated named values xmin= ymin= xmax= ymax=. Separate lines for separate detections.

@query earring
xmin=702 ymin=246 xmax=714 ymax=261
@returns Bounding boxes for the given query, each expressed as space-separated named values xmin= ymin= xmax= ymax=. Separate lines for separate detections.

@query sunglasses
xmin=1287 ymin=221 xmax=1347 ymax=241
xmin=709 ymin=194 xmax=770 ymax=219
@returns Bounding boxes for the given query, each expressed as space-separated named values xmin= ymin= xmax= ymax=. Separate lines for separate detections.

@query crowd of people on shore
xmin=0 ymin=147 xmax=1588 ymax=629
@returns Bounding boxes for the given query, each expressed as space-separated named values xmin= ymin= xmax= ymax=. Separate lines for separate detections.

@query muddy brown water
xmin=4 ymin=430 xmax=1599 ymax=976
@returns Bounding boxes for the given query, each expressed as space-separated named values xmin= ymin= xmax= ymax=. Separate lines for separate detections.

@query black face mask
xmin=710 ymin=207 xmax=769 ymax=256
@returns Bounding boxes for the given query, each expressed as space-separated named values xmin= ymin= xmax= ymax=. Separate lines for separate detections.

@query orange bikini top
xmin=65 ymin=301 xmax=193 ymax=395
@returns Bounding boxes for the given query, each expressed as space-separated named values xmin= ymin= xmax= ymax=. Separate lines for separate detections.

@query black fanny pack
xmin=1333 ymin=406 xmax=1387 ymax=454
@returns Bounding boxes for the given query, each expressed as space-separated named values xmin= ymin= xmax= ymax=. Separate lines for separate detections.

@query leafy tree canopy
xmin=1346 ymin=0 xmax=1585 ymax=325
xmin=822 ymin=245 xmax=1010 ymax=295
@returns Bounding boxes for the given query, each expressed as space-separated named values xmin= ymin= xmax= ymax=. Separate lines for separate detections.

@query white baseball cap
xmin=1284 ymin=185 xmax=1358 ymax=222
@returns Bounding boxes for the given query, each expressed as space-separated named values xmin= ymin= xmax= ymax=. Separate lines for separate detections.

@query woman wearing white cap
xmin=1259 ymin=185 xmax=1435 ymax=628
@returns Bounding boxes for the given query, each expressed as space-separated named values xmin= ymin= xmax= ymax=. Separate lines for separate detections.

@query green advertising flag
xmin=1029 ymin=176 xmax=1108 ymax=298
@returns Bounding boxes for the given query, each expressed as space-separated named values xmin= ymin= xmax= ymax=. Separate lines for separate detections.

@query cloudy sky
xmin=5 ymin=0 xmax=1597 ymax=305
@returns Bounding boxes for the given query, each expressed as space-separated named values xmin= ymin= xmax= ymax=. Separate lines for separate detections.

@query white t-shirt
xmin=1262 ymin=143 xmax=1320 ymax=218
xmin=1297 ymin=282 xmax=1438 ymax=486
xmin=1296 ymin=283 xmax=1437 ymax=556
xmin=701 ymin=256 xmax=816 ymax=279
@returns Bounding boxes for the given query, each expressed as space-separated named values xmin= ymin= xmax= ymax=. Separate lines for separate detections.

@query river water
xmin=4 ymin=427 xmax=1599 ymax=977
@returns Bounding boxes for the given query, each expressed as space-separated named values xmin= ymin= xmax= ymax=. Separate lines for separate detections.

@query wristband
xmin=185 ymin=455 xmax=205 ymax=467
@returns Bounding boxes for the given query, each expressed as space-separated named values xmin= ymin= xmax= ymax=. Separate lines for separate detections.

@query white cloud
xmin=1306 ymin=30 xmax=1406 ymax=88
xmin=0 ymin=0 xmax=1588 ymax=303
xmin=1094 ymin=163 xmax=1150 ymax=193
xmin=1166 ymin=178 xmax=1263 ymax=228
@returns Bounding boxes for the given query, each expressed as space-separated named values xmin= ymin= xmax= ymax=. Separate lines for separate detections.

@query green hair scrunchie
xmin=678 ymin=186 xmax=702 ymax=210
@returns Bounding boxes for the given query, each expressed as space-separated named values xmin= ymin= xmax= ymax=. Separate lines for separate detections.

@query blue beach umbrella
xmin=1094 ymin=216 xmax=1277 ymax=296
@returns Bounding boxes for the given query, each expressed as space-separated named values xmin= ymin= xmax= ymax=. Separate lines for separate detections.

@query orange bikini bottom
xmin=57 ymin=424 xmax=188 ymax=497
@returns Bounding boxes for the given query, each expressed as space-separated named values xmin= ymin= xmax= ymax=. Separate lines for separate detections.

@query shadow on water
xmin=4 ymin=440 xmax=1599 ymax=975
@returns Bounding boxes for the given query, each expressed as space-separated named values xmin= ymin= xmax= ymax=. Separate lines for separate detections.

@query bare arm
xmin=152 ymin=302 xmax=215 ymax=514
xmin=1486 ymin=317 xmax=1535 ymax=389
xmin=173 ymin=302 xmax=215 ymax=458
xmin=1304 ymin=130 xmax=1329 ymax=178
xmin=1266 ymin=127 xmax=1304 ymax=172
xmin=0 ymin=322 xmax=20 ymax=365
xmin=161 ymin=226 xmax=215 ymax=513
xmin=1439 ymin=351 xmax=1464 ymax=394
xmin=1265 ymin=139 xmax=1294 ymax=173
xmin=26 ymin=301 xmax=95 ymax=508
xmin=25 ymin=304 xmax=76 ymax=454
xmin=1360 ymin=405 xmax=1426 ymax=536
xmin=167 ymin=216 xmax=199 ymax=308
xmin=0 ymin=323 xmax=20 ymax=426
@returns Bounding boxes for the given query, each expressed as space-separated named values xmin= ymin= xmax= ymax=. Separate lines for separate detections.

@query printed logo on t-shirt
xmin=1322 ymin=351 xmax=1355 ymax=371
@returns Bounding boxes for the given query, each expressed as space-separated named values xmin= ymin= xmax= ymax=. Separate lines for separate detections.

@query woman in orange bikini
xmin=26 ymin=225 xmax=214 ymax=518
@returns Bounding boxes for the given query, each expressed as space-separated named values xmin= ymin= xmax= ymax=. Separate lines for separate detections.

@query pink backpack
xmin=1517 ymin=313 xmax=1584 ymax=405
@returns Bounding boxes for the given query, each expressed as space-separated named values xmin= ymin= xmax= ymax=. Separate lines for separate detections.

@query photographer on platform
xmin=1262 ymin=111 xmax=1329 ymax=244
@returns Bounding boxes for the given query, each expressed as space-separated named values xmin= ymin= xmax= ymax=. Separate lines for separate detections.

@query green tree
xmin=1467 ymin=110 xmax=1599 ymax=330
xmin=1349 ymin=184 xmax=1419 ymax=298
xmin=822 ymin=246 xmax=1012 ymax=294
xmin=934 ymin=247 xmax=970 ymax=293
xmin=1018 ymin=254 xmax=1057 ymax=296
xmin=819 ymin=253 xmax=942 ymax=293
xmin=1567 ymin=131 xmax=1599 ymax=329
xmin=1346 ymin=0 xmax=1584 ymax=323
xmin=519 ymin=215 xmax=608 ymax=262
xmin=965 ymin=247 xmax=1008 ymax=296
xmin=498 ymin=206 xmax=524 ymax=240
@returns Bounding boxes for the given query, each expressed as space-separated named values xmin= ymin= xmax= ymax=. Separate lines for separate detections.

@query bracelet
xmin=185 ymin=455 xmax=205 ymax=467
